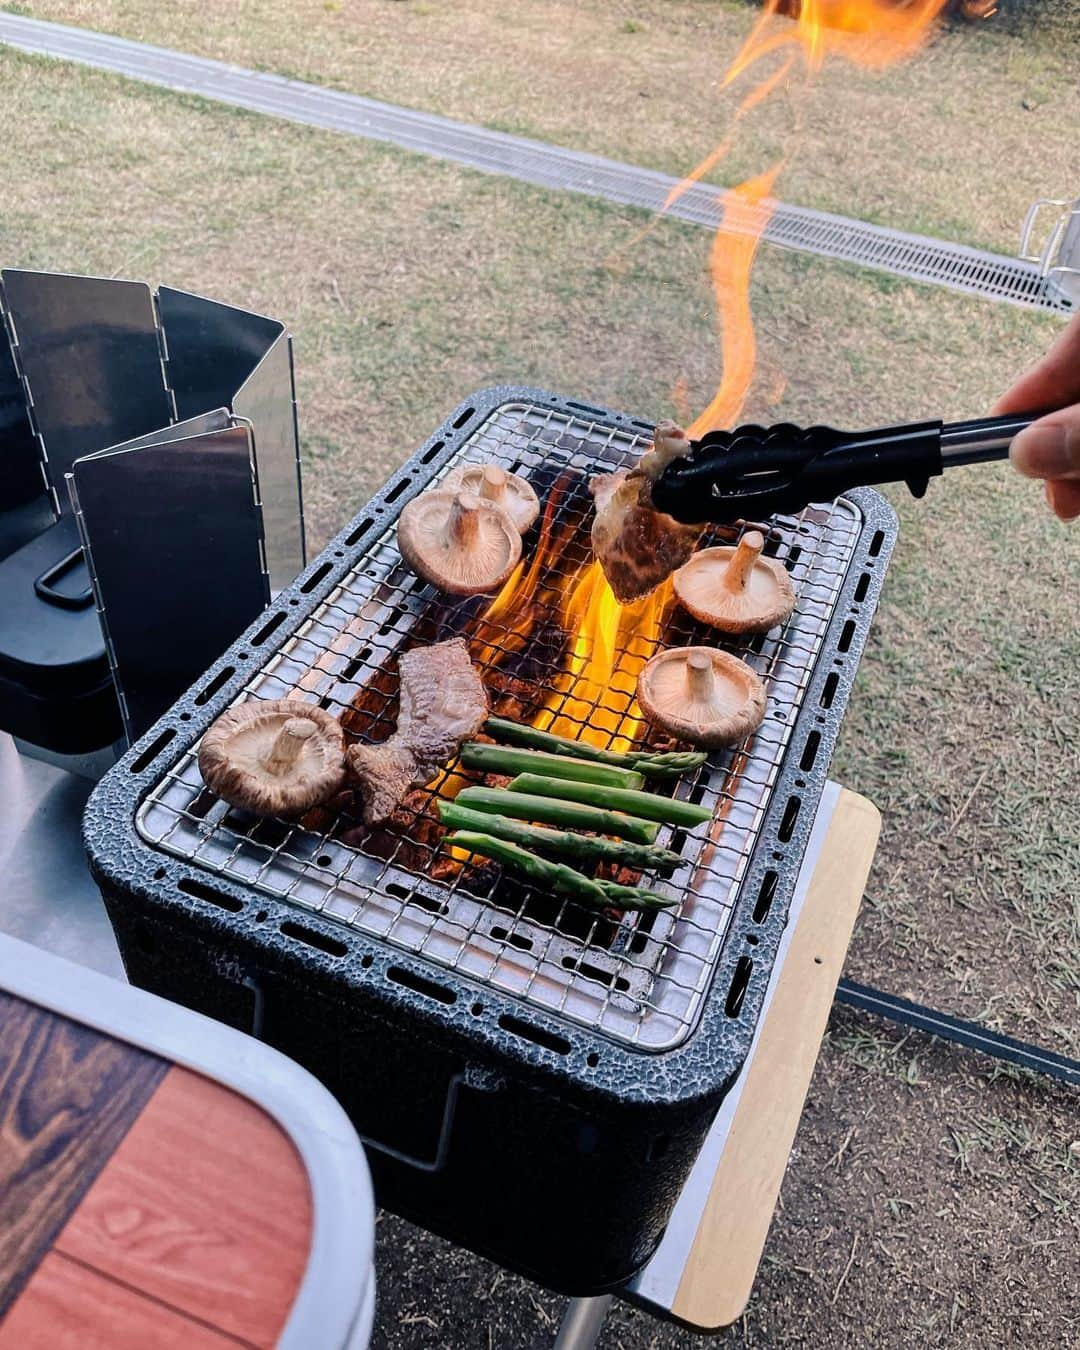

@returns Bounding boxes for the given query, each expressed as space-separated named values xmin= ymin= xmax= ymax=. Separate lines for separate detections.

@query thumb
xmin=1009 ymin=406 xmax=1080 ymax=482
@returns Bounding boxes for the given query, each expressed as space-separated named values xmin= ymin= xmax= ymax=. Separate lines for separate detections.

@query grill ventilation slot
xmin=387 ymin=966 xmax=457 ymax=1006
xmin=130 ymin=728 xmax=175 ymax=773
xmin=280 ymin=921 xmax=348 ymax=958
xmin=499 ymin=1015 xmax=570 ymax=1056
xmin=178 ymin=877 xmax=242 ymax=913
xmin=725 ymin=956 xmax=754 ymax=1017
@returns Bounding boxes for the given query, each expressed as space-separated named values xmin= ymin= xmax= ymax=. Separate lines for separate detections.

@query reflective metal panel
xmin=85 ymin=406 xmax=232 ymax=455
xmin=0 ymin=323 xmax=44 ymax=509
xmin=69 ymin=425 xmax=268 ymax=740
xmin=233 ymin=333 xmax=305 ymax=590
xmin=0 ymin=270 xmax=171 ymax=507
xmin=158 ymin=285 xmax=282 ymax=421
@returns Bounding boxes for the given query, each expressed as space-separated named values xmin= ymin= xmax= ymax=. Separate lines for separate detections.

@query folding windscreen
xmin=0 ymin=269 xmax=306 ymax=744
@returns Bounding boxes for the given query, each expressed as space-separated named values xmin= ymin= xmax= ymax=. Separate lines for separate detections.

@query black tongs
xmin=649 ymin=413 xmax=1035 ymax=524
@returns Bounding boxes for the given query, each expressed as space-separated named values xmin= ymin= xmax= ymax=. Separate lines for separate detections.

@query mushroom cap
xmin=398 ymin=489 xmax=522 ymax=596
xmin=674 ymin=534 xmax=795 ymax=634
xmin=442 ymin=462 xmax=540 ymax=533
xmin=637 ymin=646 xmax=767 ymax=748
xmin=198 ymin=698 xmax=346 ymax=816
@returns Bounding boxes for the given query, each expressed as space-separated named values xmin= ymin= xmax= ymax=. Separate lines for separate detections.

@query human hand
xmin=993 ymin=313 xmax=1080 ymax=520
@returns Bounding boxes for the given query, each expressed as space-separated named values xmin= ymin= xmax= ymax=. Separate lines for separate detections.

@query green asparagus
xmin=483 ymin=717 xmax=706 ymax=778
xmin=438 ymin=801 xmax=685 ymax=873
xmin=447 ymin=832 xmax=675 ymax=912
xmin=446 ymin=832 xmax=609 ymax=906
xmin=454 ymin=785 xmax=659 ymax=844
xmin=460 ymin=742 xmax=643 ymax=790
xmin=594 ymin=879 xmax=677 ymax=911
xmin=507 ymin=774 xmax=712 ymax=829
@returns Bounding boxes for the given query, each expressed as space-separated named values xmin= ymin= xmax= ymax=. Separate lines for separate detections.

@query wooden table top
xmin=0 ymin=992 xmax=313 ymax=1349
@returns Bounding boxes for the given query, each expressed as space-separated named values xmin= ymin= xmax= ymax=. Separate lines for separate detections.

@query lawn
xmin=0 ymin=38 xmax=1076 ymax=1350
xmin=14 ymin=0 xmax=1080 ymax=255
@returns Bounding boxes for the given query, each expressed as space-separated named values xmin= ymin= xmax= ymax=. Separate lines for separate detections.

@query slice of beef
xmin=345 ymin=637 xmax=488 ymax=825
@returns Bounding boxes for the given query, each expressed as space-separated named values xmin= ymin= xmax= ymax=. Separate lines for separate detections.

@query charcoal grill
xmin=84 ymin=387 xmax=896 ymax=1293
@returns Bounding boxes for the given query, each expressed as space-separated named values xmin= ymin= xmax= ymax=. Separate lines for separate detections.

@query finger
xmin=992 ymin=314 xmax=1080 ymax=415
xmin=1008 ymin=407 xmax=1080 ymax=480
xmin=1046 ymin=478 xmax=1080 ymax=522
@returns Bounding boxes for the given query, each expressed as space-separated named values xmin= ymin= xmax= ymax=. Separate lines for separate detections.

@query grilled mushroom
xmin=637 ymin=646 xmax=766 ymax=748
xmin=673 ymin=531 xmax=795 ymax=634
xmin=198 ymin=699 xmax=346 ymax=816
xmin=442 ymin=463 xmax=539 ymax=533
xmin=398 ymin=489 xmax=521 ymax=596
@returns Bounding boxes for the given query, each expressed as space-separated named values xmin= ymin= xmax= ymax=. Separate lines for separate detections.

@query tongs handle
xmin=940 ymin=413 xmax=1034 ymax=465
xmin=650 ymin=412 xmax=1037 ymax=524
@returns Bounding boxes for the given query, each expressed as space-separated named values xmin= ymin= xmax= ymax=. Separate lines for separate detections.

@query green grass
xmin=17 ymin=0 xmax=1080 ymax=254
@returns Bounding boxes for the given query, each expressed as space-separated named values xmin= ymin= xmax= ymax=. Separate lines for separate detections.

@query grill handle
xmin=650 ymin=412 xmax=1038 ymax=524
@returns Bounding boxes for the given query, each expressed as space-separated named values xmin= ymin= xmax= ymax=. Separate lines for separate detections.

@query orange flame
xmin=532 ymin=571 xmax=672 ymax=752
xmin=479 ymin=0 xmax=954 ymax=754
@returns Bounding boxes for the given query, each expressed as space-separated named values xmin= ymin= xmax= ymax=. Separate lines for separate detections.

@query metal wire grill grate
xmin=136 ymin=401 xmax=862 ymax=1050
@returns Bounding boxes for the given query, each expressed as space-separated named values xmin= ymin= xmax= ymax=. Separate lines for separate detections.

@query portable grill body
xmin=84 ymin=387 xmax=897 ymax=1293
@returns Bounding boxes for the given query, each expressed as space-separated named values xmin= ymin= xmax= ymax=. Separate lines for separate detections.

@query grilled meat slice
xmin=590 ymin=421 xmax=703 ymax=603
xmin=346 ymin=638 xmax=488 ymax=825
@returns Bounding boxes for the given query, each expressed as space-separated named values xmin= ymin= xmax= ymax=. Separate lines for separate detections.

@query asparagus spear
xmin=455 ymin=785 xmax=659 ymax=844
xmin=460 ymin=742 xmax=643 ymax=791
xmin=446 ymin=832 xmax=609 ymax=906
xmin=447 ymin=832 xmax=675 ymax=912
xmin=438 ymin=801 xmax=686 ymax=873
xmin=484 ymin=716 xmax=707 ymax=778
xmin=507 ymin=774 xmax=712 ymax=829
xmin=594 ymin=879 xmax=677 ymax=911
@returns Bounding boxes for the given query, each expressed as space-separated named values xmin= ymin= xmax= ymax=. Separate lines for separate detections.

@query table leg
xmin=553 ymin=1295 xmax=613 ymax=1350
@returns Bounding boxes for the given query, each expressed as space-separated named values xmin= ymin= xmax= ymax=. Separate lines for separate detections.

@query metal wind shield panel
xmin=0 ymin=329 xmax=43 ymax=508
xmin=0 ymin=269 xmax=173 ymax=511
xmin=0 ymin=268 xmax=306 ymax=751
xmin=158 ymin=285 xmax=305 ymax=592
xmin=69 ymin=421 xmax=267 ymax=741
xmin=232 ymin=332 xmax=305 ymax=592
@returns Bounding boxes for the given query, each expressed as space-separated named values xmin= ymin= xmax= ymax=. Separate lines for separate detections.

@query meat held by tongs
xmin=346 ymin=638 xmax=488 ymax=825
xmin=590 ymin=421 xmax=704 ymax=603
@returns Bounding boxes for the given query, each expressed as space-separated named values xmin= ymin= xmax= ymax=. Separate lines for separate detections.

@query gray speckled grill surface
xmin=135 ymin=399 xmax=863 ymax=1053
xmin=84 ymin=386 xmax=897 ymax=1112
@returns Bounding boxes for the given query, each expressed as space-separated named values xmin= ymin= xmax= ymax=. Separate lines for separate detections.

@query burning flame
xmin=478 ymin=0 xmax=955 ymax=752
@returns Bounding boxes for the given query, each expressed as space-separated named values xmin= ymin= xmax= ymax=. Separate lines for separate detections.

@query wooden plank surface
xmin=672 ymin=787 xmax=881 ymax=1329
xmin=0 ymin=993 xmax=166 ymax=1317
xmin=54 ymin=1065 xmax=313 ymax=1348
xmin=0 ymin=1252 xmax=241 ymax=1350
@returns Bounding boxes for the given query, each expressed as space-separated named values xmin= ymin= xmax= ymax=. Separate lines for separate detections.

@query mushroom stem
xmin=479 ymin=464 xmax=508 ymax=505
xmin=725 ymin=531 xmax=765 ymax=591
xmin=264 ymin=717 xmax=317 ymax=775
xmin=686 ymin=651 xmax=716 ymax=701
xmin=446 ymin=492 xmax=482 ymax=550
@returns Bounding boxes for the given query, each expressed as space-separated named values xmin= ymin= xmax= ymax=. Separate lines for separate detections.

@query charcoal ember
xmin=341 ymin=786 xmax=444 ymax=871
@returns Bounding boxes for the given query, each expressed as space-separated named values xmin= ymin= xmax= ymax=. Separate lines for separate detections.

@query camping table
xmin=0 ymin=734 xmax=879 ymax=1347
xmin=0 ymin=931 xmax=376 ymax=1348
